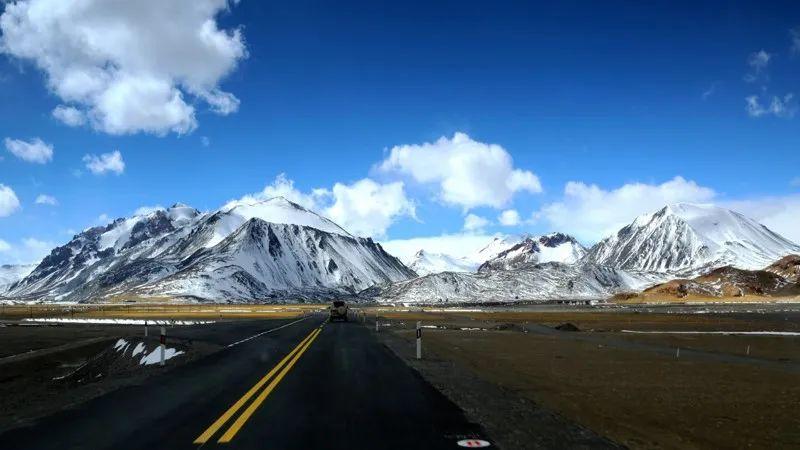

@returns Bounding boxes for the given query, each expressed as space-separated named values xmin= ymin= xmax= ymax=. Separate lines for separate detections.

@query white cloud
xmin=463 ymin=213 xmax=490 ymax=232
xmin=537 ymin=176 xmax=716 ymax=243
xmin=0 ymin=0 xmax=247 ymax=135
xmin=378 ymin=132 xmax=542 ymax=210
xmin=324 ymin=179 xmax=416 ymax=238
xmin=702 ymin=82 xmax=718 ymax=100
xmin=744 ymin=50 xmax=771 ymax=83
xmin=0 ymin=184 xmax=21 ymax=217
xmin=52 ymin=105 xmax=86 ymax=126
xmin=498 ymin=209 xmax=521 ymax=226
xmin=380 ymin=233 xmax=500 ymax=263
xmin=4 ymin=137 xmax=53 ymax=163
xmin=745 ymin=94 xmax=797 ymax=118
xmin=97 ymin=213 xmax=111 ymax=224
xmin=229 ymin=174 xmax=416 ymax=238
xmin=83 ymin=150 xmax=125 ymax=175
xmin=723 ymin=195 xmax=800 ymax=244
xmin=35 ymin=194 xmax=58 ymax=206
xmin=201 ymin=136 xmax=211 ymax=147
xmin=0 ymin=237 xmax=55 ymax=264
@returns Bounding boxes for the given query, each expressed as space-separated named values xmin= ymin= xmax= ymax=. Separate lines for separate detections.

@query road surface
xmin=0 ymin=314 xmax=491 ymax=449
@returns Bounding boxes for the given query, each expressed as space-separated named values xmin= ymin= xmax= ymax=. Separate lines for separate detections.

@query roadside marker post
xmin=375 ymin=315 xmax=379 ymax=332
xmin=416 ymin=321 xmax=422 ymax=360
xmin=675 ymin=347 xmax=680 ymax=359
xmin=746 ymin=345 xmax=751 ymax=356
xmin=144 ymin=320 xmax=148 ymax=337
xmin=160 ymin=326 xmax=166 ymax=367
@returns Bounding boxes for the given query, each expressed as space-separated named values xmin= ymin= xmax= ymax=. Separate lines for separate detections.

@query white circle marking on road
xmin=456 ymin=439 xmax=491 ymax=448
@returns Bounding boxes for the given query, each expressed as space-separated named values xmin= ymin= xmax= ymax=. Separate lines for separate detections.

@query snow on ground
xmin=139 ymin=347 xmax=184 ymax=365
xmin=131 ymin=342 xmax=146 ymax=357
xmin=621 ymin=330 xmax=800 ymax=336
xmin=23 ymin=318 xmax=214 ymax=325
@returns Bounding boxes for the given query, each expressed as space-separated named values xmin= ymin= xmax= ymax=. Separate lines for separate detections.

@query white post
xmin=160 ymin=326 xmax=166 ymax=367
xmin=675 ymin=347 xmax=680 ymax=359
xmin=144 ymin=320 xmax=148 ymax=337
xmin=416 ymin=321 xmax=422 ymax=360
xmin=375 ymin=316 xmax=379 ymax=332
xmin=746 ymin=345 xmax=750 ymax=356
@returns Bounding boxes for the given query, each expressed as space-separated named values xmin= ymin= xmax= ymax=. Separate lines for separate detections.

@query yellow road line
xmin=193 ymin=328 xmax=318 ymax=444
xmin=217 ymin=327 xmax=322 ymax=443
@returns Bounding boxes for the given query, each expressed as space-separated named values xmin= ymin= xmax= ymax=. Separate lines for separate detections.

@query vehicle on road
xmin=329 ymin=301 xmax=348 ymax=322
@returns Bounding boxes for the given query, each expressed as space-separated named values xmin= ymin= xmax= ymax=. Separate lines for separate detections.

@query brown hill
xmin=641 ymin=266 xmax=789 ymax=299
xmin=765 ymin=254 xmax=800 ymax=283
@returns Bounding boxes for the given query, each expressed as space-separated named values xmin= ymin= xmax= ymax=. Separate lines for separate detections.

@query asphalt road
xmin=0 ymin=314 xmax=491 ymax=450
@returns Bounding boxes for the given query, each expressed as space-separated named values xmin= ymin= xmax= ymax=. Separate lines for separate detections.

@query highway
xmin=0 ymin=314 xmax=492 ymax=449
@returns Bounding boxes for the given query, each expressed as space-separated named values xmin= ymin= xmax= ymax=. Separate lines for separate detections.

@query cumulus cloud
xmin=744 ymin=50 xmax=771 ymax=83
xmin=4 ymin=137 xmax=53 ymax=163
xmin=35 ymin=194 xmax=57 ymax=206
xmin=83 ymin=150 xmax=125 ymax=175
xmin=378 ymin=132 xmax=542 ymax=210
xmin=536 ymin=176 xmax=716 ymax=243
xmin=463 ymin=213 xmax=490 ymax=232
xmin=0 ymin=0 xmax=247 ymax=135
xmin=229 ymin=174 xmax=416 ymax=238
xmin=52 ymin=105 xmax=86 ymax=126
xmin=498 ymin=209 xmax=521 ymax=226
xmin=745 ymin=94 xmax=797 ymax=118
xmin=0 ymin=184 xmax=21 ymax=217
xmin=324 ymin=179 xmax=416 ymax=238
xmin=0 ymin=237 xmax=55 ymax=264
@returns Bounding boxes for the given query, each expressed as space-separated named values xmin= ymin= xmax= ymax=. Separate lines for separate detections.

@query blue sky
xmin=1 ymin=0 xmax=799 ymax=263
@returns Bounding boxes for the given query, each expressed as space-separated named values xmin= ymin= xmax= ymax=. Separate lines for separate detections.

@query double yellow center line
xmin=194 ymin=323 xmax=324 ymax=444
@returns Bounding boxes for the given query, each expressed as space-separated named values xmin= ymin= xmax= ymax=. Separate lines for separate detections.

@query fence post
xmin=416 ymin=321 xmax=422 ymax=360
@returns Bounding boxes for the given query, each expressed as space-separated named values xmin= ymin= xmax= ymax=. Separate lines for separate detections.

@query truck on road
xmin=329 ymin=301 xmax=348 ymax=322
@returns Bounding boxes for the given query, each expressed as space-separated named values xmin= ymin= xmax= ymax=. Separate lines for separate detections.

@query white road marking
xmin=226 ymin=316 xmax=309 ymax=348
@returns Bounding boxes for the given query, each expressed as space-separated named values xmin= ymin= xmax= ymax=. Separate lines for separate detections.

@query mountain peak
xmin=221 ymin=196 xmax=350 ymax=237
xmin=587 ymin=203 xmax=800 ymax=274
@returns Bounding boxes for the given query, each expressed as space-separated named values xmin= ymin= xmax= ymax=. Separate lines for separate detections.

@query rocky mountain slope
xmin=584 ymin=203 xmax=800 ymax=276
xmin=633 ymin=255 xmax=800 ymax=300
xmin=766 ymin=254 xmax=800 ymax=282
xmin=479 ymin=233 xmax=586 ymax=271
xmin=4 ymin=198 xmax=414 ymax=302
xmin=376 ymin=261 xmax=662 ymax=304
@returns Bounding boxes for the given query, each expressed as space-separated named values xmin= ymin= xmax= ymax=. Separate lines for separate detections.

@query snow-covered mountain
xmin=407 ymin=250 xmax=475 ymax=276
xmin=472 ymin=234 xmax=528 ymax=264
xmin=479 ymin=233 xmax=586 ymax=271
xmin=0 ymin=264 xmax=37 ymax=293
xmin=376 ymin=261 xmax=662 ymax=304
xmin=4 ymin=198 xmax=414 ymax=302
xmin=585 ymin=203 xmax=800 ymax=276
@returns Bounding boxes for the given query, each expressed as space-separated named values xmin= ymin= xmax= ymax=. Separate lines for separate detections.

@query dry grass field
xmin=377 ymin=308 xmax=800 ymax=449
xmin=0 ymin=302 xmax=324 ymax=321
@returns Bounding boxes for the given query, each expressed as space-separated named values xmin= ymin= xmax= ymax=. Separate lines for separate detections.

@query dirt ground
xmin=0 ymin=322 xmax=219 ymax=433
xmin=377 ymin=309 xmax=800 ymax=449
